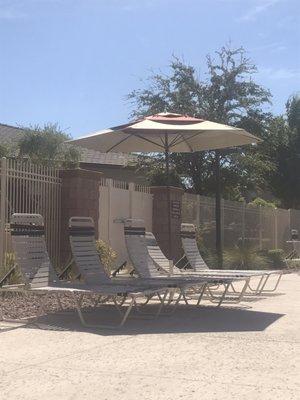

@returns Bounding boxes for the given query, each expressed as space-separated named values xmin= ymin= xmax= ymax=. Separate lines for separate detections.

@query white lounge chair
xmin=123 ymin=219 xmax=249 ymax=306
xmin=0 ymin=213 xmax=169 ymax=329
xmin=180 ymin=223 xmax=286 ymax=294
xmin=68 ymin=216 xmax=176 ymax=312
xmin=69 ymin=216 xmax=219 ymax=309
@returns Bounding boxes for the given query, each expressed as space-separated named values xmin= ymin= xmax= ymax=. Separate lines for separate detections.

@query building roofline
xmin=0 ymin=123 xmax=25 ymax=131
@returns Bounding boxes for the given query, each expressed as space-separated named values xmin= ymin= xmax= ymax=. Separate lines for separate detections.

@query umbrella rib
xmin=173 ymin=134 xmax=194 ymax=152
xmin=106 ymin=133 xmax=133 ymax=152
xmin=130 ymin=133 xmax=166 ymax=150
xmin=170 ymin=128 xmax=258 ymax=151
xmin=170 ymin=131 xmax=203 ymax=149
xmin=168 ymin=133 xmax=182 ymax=147
xmin=160 ymin=136 xmax=166 ymax=147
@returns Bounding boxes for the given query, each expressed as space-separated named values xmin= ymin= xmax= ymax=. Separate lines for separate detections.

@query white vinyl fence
xmin=0 ymin=158 xmax=61 ymax=270
xmin=182 ymin=193 xmax=299 ymax=251
xmin=98 ymin=178 xmax=153 ymax=262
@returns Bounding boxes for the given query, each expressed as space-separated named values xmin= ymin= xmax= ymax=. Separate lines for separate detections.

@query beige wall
xmin=98 ymin=179 xmax=153 ymax=263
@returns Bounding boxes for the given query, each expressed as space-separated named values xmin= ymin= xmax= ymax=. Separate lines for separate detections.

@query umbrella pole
xmin=165 ymin=135 xmax=172 ymax=259
xmin=165 ymin=142 xmax=170 ymax=186
xmin=215 ymin=150 xmax=223 ymax=268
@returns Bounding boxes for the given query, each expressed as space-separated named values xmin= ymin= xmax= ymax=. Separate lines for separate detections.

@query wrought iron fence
xmin=0 ymin=157 xmax=61 ymax=270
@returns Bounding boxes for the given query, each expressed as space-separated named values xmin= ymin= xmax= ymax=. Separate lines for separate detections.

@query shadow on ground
xmin=0 ymin=303 xmax=284 ymax=336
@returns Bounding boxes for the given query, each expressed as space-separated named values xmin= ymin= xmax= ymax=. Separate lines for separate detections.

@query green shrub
xmin=95 ymin=240 xmax=117 ymax=273
xmin=266 ymin=249 xmax=285 ymax=269
xmin=223 ymin=239 xmax=270 ymax=270
xmin=248 ymin=197 xmax=278 ymax=209
xmin=0 ymin=252 xmax=22 ymax=285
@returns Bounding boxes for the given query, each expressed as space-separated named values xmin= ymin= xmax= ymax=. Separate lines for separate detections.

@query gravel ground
xmin=0 ymin=291 xmax=103 ymax=320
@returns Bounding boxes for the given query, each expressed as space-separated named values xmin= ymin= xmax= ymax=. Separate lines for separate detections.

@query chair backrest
xmin=180 ymin=223 xmax=209 ymax=271
xmin=145 ymin=231 xmax=182 ymax=274
xmin=145 ymin=232 xmax=170 ymax=273
xmin=124 ymin=219 xmax=161 ymax=278
xmin=69 ymin=216 xmax=111 ymax=285
xmin=10 ymin=213 xmax=53 ymax=288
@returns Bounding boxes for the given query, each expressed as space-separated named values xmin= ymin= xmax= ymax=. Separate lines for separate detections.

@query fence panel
xmin=0 ymin=158 xmax=61 ymax=269
xmin=290 ymin=209 xmax=300 ymax=232
xmin=182 ymin=192 xmax=299 ymax=252
xmin=276 ymin=208 xmax=291 ymax=250
xmin=182 ymin=194 xmax=216 ymax=249
xmin=99 ymin=179 xmax=153 ymax=262
xmin=244 ymin=205 xmax=261 ymax=249
xmin=223 ymin=200 xmax=244 ymax=249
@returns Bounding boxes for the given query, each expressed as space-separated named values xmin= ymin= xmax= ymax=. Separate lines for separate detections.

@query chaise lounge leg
xmin=182 ymin=291 xmax=189 ymax=305
xmin=234 ymin=278 xmax=250 ymax=302
xmin=217 ymin=283 xmax=230 ymax=307
xmin=154 ymin=291 xmax=169 ymax=318
xmin=112 ymin=298 xmax=124 ymax=316
xmin=161 ymin=289 xmax=183 ymax=315
xmin=248 ymin=275 xmax=267 ymax=293
xmin=196 ymin=283 xmax=207 ymax=306
xmin=119 ymin=297 xmax=135 ymax=326
xmin=258 ymin=273 xmax=283 ymax=293
xmin=71 ymin=292 xmax=134 ymax=329
xmin=261 ymin=273 xmax=282 ymax=293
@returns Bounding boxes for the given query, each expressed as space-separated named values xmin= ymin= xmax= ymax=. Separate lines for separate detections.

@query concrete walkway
xmin=0 ymin=273 xmax=299 ymax=400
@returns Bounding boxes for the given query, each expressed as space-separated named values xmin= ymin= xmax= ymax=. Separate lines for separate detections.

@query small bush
xmin=0 ymin=252 xmax=22 ymax=285
xmin=266 ymin=249 xmax=285 ymax=269
xmin=248 ymin=197 xmax=278 ymax=209
xmin=223 ymin=239 xmax=270 ymax=270
xmin=95 ymin=240 xmax=117 ymax=273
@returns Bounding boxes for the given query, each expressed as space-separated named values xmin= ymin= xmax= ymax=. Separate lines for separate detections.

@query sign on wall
xmin=171 ymin=200 xmax=181 ymax=219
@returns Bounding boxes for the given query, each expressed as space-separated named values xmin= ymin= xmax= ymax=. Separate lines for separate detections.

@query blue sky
xmin=0 ymin=0 xmax=299 ymax=137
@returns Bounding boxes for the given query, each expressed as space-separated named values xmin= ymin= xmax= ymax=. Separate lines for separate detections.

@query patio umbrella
xmin=69 ymin=113 xmax=260 ymax=265
xmin=70 ymin=113 xmax=260 ymax=178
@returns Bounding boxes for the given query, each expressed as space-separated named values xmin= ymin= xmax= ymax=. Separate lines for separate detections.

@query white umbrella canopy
xmin=70 ymin=112 xmax=260 ymax=153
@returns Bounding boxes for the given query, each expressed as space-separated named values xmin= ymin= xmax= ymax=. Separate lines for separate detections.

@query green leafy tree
xmin=287 ymin=94 xmax=300 ymax=133
xmin=136 ymin=154 xmax=184 ymax=187
xmin=263 ymin=95 xmax=300 ymax=208
xmin=127 ymin=45 xmax=274 ymax=200
xmin=18 ymin=123 xmax=80 ymax=167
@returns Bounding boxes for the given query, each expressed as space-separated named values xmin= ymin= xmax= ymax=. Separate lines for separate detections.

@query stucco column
xmin=59 ymin=169 xmax=103 ymax=265
xmin=151 ymin=186 xmax=184 ymax=262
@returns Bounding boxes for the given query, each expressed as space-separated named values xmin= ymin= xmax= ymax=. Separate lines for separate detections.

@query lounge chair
xmin=0 ymin=213 xmax=170 ymax=329
xmin=180 ymin=223 xmax=286 ymax=293
xmin=69 ymin=216 xmax=169 ymax=288
xmin=69 ymin=216 xmax=247 ymax=307
xmin=123 ymin=219 xmax=249 ymax=306
xmin=145 ymin=230 xmax=272 ymax=300
xmin=69 ymin=216 xmax=210 ymax=309
xmin=68 ymin=216 xmax=180 ymax=310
